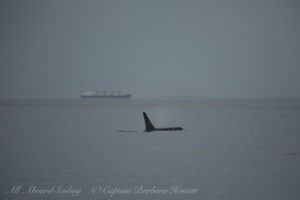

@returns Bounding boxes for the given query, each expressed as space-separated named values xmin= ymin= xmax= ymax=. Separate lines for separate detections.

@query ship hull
xmin=80 ymin=94 xmax=132 ymax=99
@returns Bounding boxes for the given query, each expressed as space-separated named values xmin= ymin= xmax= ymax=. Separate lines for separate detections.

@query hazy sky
xmin=1 ymin=0 xmax=300 ymax=98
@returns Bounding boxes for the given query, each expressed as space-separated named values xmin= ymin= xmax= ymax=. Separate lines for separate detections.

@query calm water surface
xmin=0 ymin=99 xmax=300 ymax=200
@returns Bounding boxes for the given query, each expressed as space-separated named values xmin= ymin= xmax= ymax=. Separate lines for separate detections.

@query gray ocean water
xmin=0 ymin=99 xmax=300 ymax=200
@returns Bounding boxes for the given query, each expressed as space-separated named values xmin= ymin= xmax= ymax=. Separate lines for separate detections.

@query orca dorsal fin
xmin=143 ymin=112 xmax=156 ymax=132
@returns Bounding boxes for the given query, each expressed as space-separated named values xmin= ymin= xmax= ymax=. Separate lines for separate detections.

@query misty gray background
xmin=0 ymin=0 xmax=300 ymax=99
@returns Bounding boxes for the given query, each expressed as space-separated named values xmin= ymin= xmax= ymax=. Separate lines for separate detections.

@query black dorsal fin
xmin=143 ymin=112 xmax=156 ymax=132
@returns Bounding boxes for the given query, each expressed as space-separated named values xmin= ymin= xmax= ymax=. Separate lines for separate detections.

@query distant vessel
xmin=80 ymin=90 xmax=132 ymax=99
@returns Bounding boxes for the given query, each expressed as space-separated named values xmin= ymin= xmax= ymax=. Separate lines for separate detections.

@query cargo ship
xmin=80 ymin=90 xmax=132 ymax=99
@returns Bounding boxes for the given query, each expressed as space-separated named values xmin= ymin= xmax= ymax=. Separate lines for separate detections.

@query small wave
xmin=117 ymin=130 xmax=139 ymax=133
xmin=280 ymin=152 xmax=299 ymax=156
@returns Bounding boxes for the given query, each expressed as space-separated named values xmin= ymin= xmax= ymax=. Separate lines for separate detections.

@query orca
xmin=143 ymin=112 xmax=183 ymax=132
